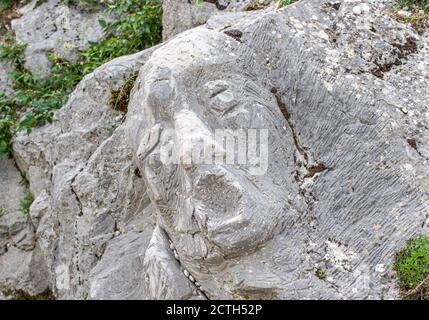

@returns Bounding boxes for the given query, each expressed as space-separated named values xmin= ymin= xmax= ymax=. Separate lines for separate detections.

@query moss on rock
xmin=394 ymin=235 xmax=429 ymax=300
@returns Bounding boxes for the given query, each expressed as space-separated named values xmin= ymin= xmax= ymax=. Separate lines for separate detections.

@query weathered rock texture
xmin=129 ymin=0 xmax=429 ymax=299
xmin=162 ymin=0 xmax=275 ymax=40
xmin=1 ymin=0 xmax=429 ymax=300
xmin=0 ymin=159 xmax=49 ymax=296
xmin=11 ymin=0 xmax=111 ymax=78
xmin=0 ymin=61 xmax=13 ymax=95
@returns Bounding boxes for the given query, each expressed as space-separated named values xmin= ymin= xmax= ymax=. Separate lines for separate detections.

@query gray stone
xmin=162 ymin=0 xmax=275 ymax=40
xmin=126 ymin=0 xmax=429 ymax=299
xmin=0 ymin=61 xmax=13 ymax=95
xmin=0 ymin=244 xmax=50 ymax=296
xmin=3 ymin=0 xmax=429 ymax=300
xmin=143 ymin=225 xmax=206 ymax=300
xmin=0 ymin=159 xmax=29 ymax=255
xmin=10 ymin=47 xmax=161 ymax=299
xmin=13 ymin=48 xmax=157 ymax=199
xmin=89 ymin=207 xmax=154 ymax=300
xmin=11 ymin=0 xmax=112 ymax=78
xmin=29 ymin=190 xmax=50 ymax=229
xmin=0 ymin=160 xmax=50 ymax=296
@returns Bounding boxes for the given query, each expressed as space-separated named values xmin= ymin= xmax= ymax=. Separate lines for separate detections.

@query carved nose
xmin=137 ymin=123 xmax=162 ymax=161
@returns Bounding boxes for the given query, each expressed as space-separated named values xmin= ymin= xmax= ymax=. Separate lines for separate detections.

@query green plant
xmin=394 ymin=235 xmax=429 ymax=300
xmin=19 ymin=192 xmax=33 ymax=216
xmin=315 ymin=268 xmax=327 ymax=280
xmin=2 ymin=288 xmax=54 ymax=300
xmin=82 ymin=0 xmax=162 ymax=71
xmin=390 ymin=1 xmax=429 ymax=34
xmin=278 ymin=0 xmax=298 ymax=7
xmin=0 ymin=42 xmax=25 ymax=67
xmin=108 ymin=71 xmax=138 ymax=113
xmin=0 ymin=207 xmax=4 ymax=216
xmin=0 ymin=0 xmax=162 ymax=159
xmin=394 ymin=0 xmax=429 ymax=12
xmin=0 ymin=0 xmax=13 ymax=11
xmin=34 ymin=0 xmax=102 ymax=9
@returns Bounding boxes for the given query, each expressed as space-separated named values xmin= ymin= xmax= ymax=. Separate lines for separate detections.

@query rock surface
xmin=0 ymin=61 xmax=13 ymax=95
xmin=162 ymin=0 xmax=275 ymax=40
xmin=0 ymin=159 xmax=49 ymax=296
xmin=11 ymin=0 xmax=111 ymax=78
xmin=2 ymin=46 xmax=185 ymax=299
xmin=128 ymin=0 xmax=429 ymax=299
xmin=1 ymin=0 xmax=429 ymax=300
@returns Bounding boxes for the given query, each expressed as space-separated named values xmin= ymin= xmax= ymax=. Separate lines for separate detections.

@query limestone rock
xmin=3 ymin=0 xmax=429 ymax=300
xmin=143 ymin=226 xmax=206 ymax=300
xmin=127 ymin=0 xmax=429 ymax=299
xmin=0 ymin=159 xmax=49 ymax=296
xmin=13 ymin=48 xmax=157 ymax=198
xmin=89 ymin=206 xmax=153 ymax=300
xmin=162 ymin=0 xmax=275 ymax=40
xmin=7 ymin=45 xmax=193 ymax=299
xmin=0 ymin=61 xmax=13 ymax=95
xmin=0 ymin=159 xmax=28 ymax=255
xmin=0 ymin=245 xmax=50 ymax=296
xmin=11 ymin=0 xmax=111 ymax=78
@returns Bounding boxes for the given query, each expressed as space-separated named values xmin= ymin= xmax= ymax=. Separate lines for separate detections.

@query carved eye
xmin=204 ymin=80 xmax=238 ymax=113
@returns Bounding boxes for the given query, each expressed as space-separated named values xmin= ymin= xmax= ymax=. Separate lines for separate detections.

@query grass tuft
xmin=0 ymin=0 xmax=162 ymax=159
xmin=394 ymin=235 xmax=429 ymax=300
xmin=108 ymin=72 xmax=138 ymax=113
xmin=19 ymin=192 xmax=33 ymax=216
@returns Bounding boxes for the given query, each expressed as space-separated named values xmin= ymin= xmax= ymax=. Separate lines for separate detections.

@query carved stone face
xmin=127 ymin=29 xmax=299 ymax=277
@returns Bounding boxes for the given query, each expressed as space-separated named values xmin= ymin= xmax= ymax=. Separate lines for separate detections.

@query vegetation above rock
xmin=2 ymin=288 xmax=54 ymax=300
xmin=19 ymin=191 xmax=33 ymax=216
xmin=0 ymin=0 xmax=162 ymax=159
xmin=394 ymin=235 xmax=429 ymax=300
xmin=391 ymin=0 xmax=429 ymax=33
xmin=395 ymin=0 xmax=429 ymax=12
xmin=279 ymin=0 xmax=298 ymax=7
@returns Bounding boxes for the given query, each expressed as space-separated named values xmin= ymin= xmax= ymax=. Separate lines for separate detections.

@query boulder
xmin=0 ymin=159 xmax=49 ymax=296
xmin=126 ymin=0 xmax=429 ymax=299
xmin=162 ymin=0 xmax=275 ymax=40
xmin=143 ymin=225 xmax=206 ymax=300
xmin=9 ymin=44 xmax=195 ymax=299
xmin=89 ymin=206 xmax=153 ymax=300
xmin=2 ymin=0 xmax=429 ymax=300
xmin=11 ymin=0 xmax=111 ymax=78
xmin=0 ymin=159 xmax=28 ymax=255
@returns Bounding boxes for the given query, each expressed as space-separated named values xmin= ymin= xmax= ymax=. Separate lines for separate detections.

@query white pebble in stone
xmin=184 ymin=269 xmax=190 ymax=277
xmin=189 ymin=275 xmax=195 ymax=282
xmin=352 ymin=6 xmax=362 ymax=15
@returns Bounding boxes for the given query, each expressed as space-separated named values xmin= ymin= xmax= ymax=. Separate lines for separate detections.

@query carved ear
xmin=137 ymin=123 xmax=162 ymax=161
